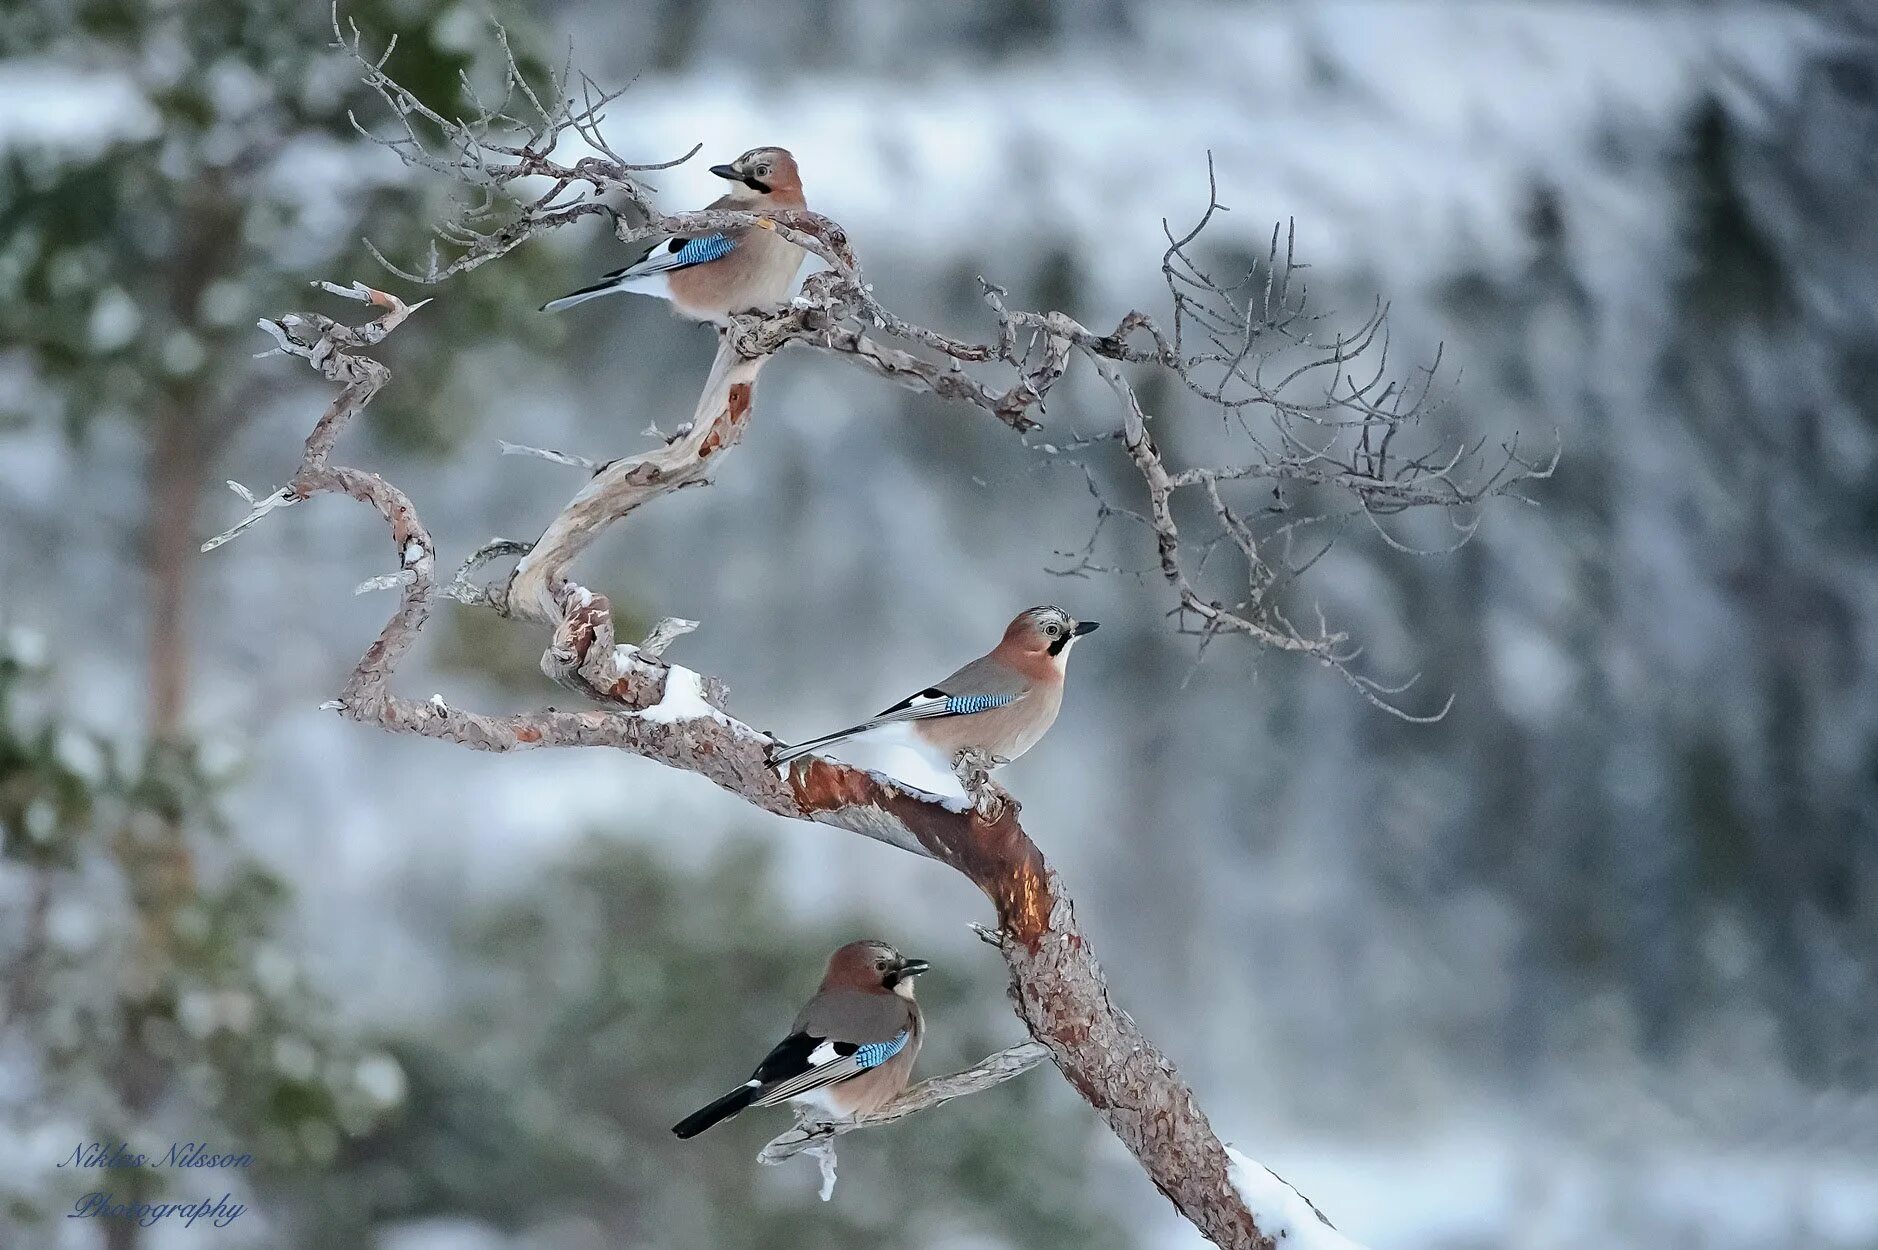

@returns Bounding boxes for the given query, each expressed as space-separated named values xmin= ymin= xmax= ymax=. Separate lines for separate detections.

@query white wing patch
xmin=888 ymin=692 xmax=952 ymax=719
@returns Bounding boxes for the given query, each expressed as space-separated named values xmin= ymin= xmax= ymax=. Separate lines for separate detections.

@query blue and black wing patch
xmin=851 ymin=1031 xmax=911 ymax=1069
xmin=880 ymin=689 xmax=1018 ymax=718
xmin=674 ymin=1027 xmax=907 ymax=1139
xmin=772 ymin=685 xmax=1022 ymax=767
xmin=747 ymin=1029 xmax=911 ymax=1107
xmin=943 ymin=693 xmax=1019 ymax=716
xmin=600 ymin=233 xmax=736 ymax=282
xmin=668 ymin=232 xmax=735 ymax=267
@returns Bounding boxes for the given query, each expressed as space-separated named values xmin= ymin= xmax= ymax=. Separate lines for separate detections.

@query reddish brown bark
xmin=790 ymin=760 xmax=1271 ymax=1249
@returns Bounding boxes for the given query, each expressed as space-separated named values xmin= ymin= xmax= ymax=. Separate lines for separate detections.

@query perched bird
xmin=672 ymin=940 xmax=929 ymax=1138
xmin=540 ymin=146 xmax=808 ymax=322
xmin=770 ymin=606 xmax=1097 ymax=772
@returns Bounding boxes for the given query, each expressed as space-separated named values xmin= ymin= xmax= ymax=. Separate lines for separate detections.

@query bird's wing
xmin=604 ymin=231 xmax=737 ymax=280
xmin=602 ymin=192 xmax=749 ymax=280
xmin=770 ymin=657 xmax=1030 ymax=766
xmin=872 ymin=653 xmax=1030 ymax=717
xmin=748 ymin=1027 xmax=912 ymax=1108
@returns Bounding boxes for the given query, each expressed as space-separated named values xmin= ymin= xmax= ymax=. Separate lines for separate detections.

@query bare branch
xmin=203 ymin=281 xmax=424 ymax=552
xmin=757 ymin=1041 xmax=1049 ymax=1164
xmin=497 ymin=440 xmax=602 ymax=471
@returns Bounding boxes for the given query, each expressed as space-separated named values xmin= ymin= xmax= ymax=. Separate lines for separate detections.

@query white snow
xmin=86 ymin=287 xmax=141 ymax=353
xmin=378 ymin=1218 xmax=508 ymax=1250
xmin=810 ymin=722 xmax=966 ymax=799
xmin=353 ymin=1053 xmax=407 ymax=1109
xmin=637 ymin=665 xmax=725 ymax=724
xmin=1227 ymin=1146 xmax=1368 ymax=1250
xmin=271 ymin=1035 xmax=319 ymax=1082
xmin=0 ymin=63 xmax=160 ymax=154
xmin=401 ymin=540 xmax=425 ymax=566
xmin=3 ymin=624 xmax=47 ymax=668
xmin=556 ymin=4 xmax=1817 ymax=309
xmin=43 ymin=897 xmax=99 ymax=953
xmin=50 ymin=729 xmax=104 ymax=783
xmin=22 ymin=798 xmax=55 ymax=843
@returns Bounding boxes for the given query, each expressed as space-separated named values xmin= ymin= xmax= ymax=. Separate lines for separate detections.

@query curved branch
xmin=232 ymin=34 xmax=1544 ymax=1248
xmin=210 ymin=285 xmax=1278 ymax=1249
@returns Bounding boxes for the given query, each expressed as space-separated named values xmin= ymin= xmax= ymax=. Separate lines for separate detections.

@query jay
xmin=541 ymin=146 xmax=808 ymax=323
xmin=771 ymin=606 xmax=1097 ymax=773
xmin=672 ymin=940 xmax=928 ymax=1138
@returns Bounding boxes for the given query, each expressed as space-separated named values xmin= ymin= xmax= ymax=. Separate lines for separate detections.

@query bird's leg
xmin=951 ymin=746 xmax=1016 ymax=821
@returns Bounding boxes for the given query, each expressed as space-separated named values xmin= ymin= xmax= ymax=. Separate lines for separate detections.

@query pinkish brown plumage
xmin=770 ymin=606 xmax=1098 ymax=774
xmin=541 ymin=146 xmax=807 ymax=323
xmin=671 ymin=940 xmax=928 ymax=1138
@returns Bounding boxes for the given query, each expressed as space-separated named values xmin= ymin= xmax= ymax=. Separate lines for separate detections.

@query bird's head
xmin=710 ymin=146 xmax=804 ymax=207
xmin=1002 ymin=605 xmax=1099 ymax=671
xmin=825 ymin=940 xmax=931 ymax=999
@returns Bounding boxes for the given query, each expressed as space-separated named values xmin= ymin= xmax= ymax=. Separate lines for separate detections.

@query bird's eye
xmin=875 ymin=959 xmax=889 ymax=971
xmin=1047 ymin=623 xmax=1061 ymax=636
xmin=755 ymin=163 xmax=772 ymax=177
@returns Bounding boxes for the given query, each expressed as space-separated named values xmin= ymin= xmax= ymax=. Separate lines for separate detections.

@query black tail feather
xmin=672 ymin=1083 xmax=759 ymax=1139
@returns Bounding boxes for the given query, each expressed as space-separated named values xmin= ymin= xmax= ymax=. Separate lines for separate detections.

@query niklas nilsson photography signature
xmin=59 ymin=1142 xmax=250 ymax=1228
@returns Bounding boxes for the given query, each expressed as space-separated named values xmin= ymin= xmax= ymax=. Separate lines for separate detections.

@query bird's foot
xmin=951 ymin=747 xmax=1015 ymax=821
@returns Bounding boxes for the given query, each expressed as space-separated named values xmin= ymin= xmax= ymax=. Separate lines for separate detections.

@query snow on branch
xmin=1227 ymin=1148 xmax=1368 ymax=1250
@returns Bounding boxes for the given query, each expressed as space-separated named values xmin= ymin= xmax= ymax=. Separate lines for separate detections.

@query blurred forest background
xmin=3 ymin=0 xmax=1877 ymax=1247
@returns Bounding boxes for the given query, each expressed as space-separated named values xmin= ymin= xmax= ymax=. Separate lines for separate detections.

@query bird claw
xmin=951 ymin=748 xmax=1015 ymax=820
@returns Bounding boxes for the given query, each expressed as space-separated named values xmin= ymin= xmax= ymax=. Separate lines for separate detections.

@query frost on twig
xmin=353 ymin=570 xmax=413 ymax=595
xmin=636 ymin=616 xmax=699 ymax=660
xmin=498 ymin=440 xmax=602 ymax=472
xmin=807 ymin=1140 xmax=837 ymax=1201
xmin=254 ymin=281 xmax=428 ymax=376
xmin=201 ymin=483 xmax=297 ymax=552
xmin=206 ymin=280 xmax=429 ymax=551
xmin=442 ymin=538 xmax=533 ymax=609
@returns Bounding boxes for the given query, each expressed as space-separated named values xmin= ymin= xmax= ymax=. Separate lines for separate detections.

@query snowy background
xmin=3 ymin=0 xmax=1877 ymax=1247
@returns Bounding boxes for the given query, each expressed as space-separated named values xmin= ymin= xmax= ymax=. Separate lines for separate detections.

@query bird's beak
xmin=1071 ymin=620 xmax=1099 ymax=636
xmin=896 ymin=959 xmax=932 ymax=978
xmin=710 ymin=164 xmax=771 ymax=193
